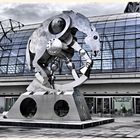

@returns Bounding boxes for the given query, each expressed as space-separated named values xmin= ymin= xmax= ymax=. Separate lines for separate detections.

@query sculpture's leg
xmin=71 ymin=41 xmax=93 ymax=77
xmin=65 ymin=58 xmax=79 ymax=80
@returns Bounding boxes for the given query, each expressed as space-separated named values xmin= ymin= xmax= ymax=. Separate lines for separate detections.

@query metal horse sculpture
xmin=26 ymin=10 xmax=100 ymax=93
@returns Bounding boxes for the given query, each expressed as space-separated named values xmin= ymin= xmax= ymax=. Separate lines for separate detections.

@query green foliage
xmin=121 ymin=106 xmax=127 ymax=113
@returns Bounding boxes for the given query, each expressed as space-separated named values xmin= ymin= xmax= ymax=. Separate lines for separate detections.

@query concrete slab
xmin=0 ymin=117 xmax=114 ymax=129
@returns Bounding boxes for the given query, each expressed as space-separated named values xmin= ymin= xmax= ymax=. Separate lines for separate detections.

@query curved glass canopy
xmin=0 ymin=12 xmax=140 ymax=76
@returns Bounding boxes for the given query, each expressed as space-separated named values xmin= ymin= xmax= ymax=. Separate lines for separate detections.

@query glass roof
xmin=0 ymin=12 xmax=140 ymax=76
xmin=89 ymin=13 xmax=140 ymax=22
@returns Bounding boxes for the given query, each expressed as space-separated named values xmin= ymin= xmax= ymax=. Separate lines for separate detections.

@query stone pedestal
xmin=7 ymin=89 xmax=91 ymax=121
xmin=3 ymin=89 xmax=114 ymax=129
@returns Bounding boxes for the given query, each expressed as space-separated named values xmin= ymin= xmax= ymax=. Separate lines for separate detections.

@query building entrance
xmin=96 ymin=98 xmax=111 ymax=114
xmin=85 ymin=96 xmax=134 ymax=115
xmin=85 ymin=97 xmax=112 ymax=114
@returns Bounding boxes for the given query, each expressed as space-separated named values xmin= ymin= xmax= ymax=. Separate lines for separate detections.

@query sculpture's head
xmin=84 ymin=27 xmax=100 ymax=57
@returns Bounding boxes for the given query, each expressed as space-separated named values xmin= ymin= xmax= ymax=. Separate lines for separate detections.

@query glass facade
xmin=89 ymin=13 xmax=140 ymax=73
xmin=0 ymin=13 xmax=140 ymax=76
xmin=0 ymin=24 xmax=39 ymax=76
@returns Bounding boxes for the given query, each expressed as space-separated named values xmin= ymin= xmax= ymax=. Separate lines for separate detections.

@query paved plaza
xmin=0 ymin=116 xmax=140 ymax=138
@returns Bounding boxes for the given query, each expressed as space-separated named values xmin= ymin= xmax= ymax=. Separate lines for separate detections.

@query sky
xmin=0 ymin=2 xmax=128 ymax=25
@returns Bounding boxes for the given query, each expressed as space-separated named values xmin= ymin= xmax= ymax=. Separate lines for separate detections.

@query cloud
xmin=69 ymin=2 xmax=127 ymax=17
xmin=0 ymin=2 xmax=127 ymax=24
xmin=1 ymin=4 xmax=59 ymax=24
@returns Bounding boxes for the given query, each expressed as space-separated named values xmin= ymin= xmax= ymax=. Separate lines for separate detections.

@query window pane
xmin=136 ymin=48 xmax=140 ymax=57
xmin=136 ymin=34 xmax=140 ymax=39
xmin=125 ymin=58 xmax=135 ymax=69
xmin=8 ymin=65 xmax=16 ymax=74
xmin=92 ymin=60 xmax=101 ymax=69
xmin=1 ymin=57 xmax=8 ymax=65
xmin=136 ymin=39 xmax=140 ymax=47
xmin=103 ymin=41 xmax=113 ymax=50
xmin=126 ymin=19 xmax=135 ymax=26
xmin=115 ymin=20 xmax=125 ymax=26
xmin=9 ymin=57 xmax=17 ymax=64
xmin=104 ymin=36 xmax=113 ymax=41
xmin=114 ymin=41 xmax=124 ymax=49
xmin=125 ymin=34 xmax=135 ymax=39
xmin=17 ymin=57 xmax=25 ymax=64
xmin=10 ymin=49 xmax=18 ymax=56
xmin=16 ymin=65 xmax=24 ymax=73
xmin=102 ymin=50 xmax=112 ymax=59
xmin=3 ymin=50 xmax=10 ymax=57
xmin=18 ymin=49 xmax=26 ymax=56
xmin=125 ymin=40 xmax=135 ymax=48
xmin=0 ymin=51 xmax=3 ymax=57
xmin=136 ymin=25 xmax=140 ymax=32
xmin=114 ymin=59 xmax=124 ymax=68
xmin=136 ymin=17 xmax=140 ymax=24
xmin=114 ymin=50 xmax=123 ymax=58
xmin=137 ymin=58 xmax=140 ymax=67
xmin=13 ymin=37 xmax=23 ymax=43
xmin=125 ymin=49 xmax=135 ymax=58
xmin=96 ymin=22 xmax=105 ymax=28
xmin=115 ymin=26 xmax=125 ymax=33
xmin=105 ymin=27 xmax=114 ymax=33
xmin=19 ymin=44 xmax=26 ymax=49
xmin=125 ymin=26 xmax=136 ymax=32
xmin=96 ymin=28 xmax=104 ymax=34
xmin=0 ymin=66 xmax=7 ymax=73
xmin=105 ymin=21 xmax=115 ymax=27
xmin=114 ymin=35 xmax=125 ymax=40
xmin=102 ymin=59 xmax=112 ymax=69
